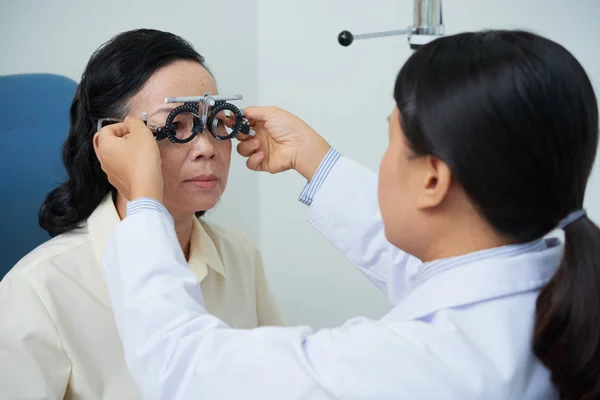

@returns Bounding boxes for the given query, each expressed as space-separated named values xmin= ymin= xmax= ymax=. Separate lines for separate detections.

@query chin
xmin=191 ymin=199 xmax=219 ymax=214
xmin=164 ymin=197 xmax=220 ymax=216
xmin=194 ymin=201 xmax=218 ymax=214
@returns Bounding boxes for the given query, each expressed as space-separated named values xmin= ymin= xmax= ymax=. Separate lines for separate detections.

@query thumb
xmin=243 ymin=106 xmax=279 ymax=123
xmin=246 ymin=151 xmax=265 ymax=172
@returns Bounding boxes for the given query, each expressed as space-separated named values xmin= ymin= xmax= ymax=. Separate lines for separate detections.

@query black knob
xmin=338 ymin=30 xmax=354 ymax=47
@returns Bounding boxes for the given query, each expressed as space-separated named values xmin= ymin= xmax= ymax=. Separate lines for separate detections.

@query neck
xmin=422 ymin=226 xmax=512 ymax=263
xmin=115 ymin=193 xmax=194 ymax=260
xmin=418 ymin=202 xmax=515 ymax=263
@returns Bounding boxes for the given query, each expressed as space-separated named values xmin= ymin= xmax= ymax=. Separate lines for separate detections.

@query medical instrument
xmin=96 ymin=93 xmax=254 ymax=143
xmin=165 ymin=93 xmax=253 ymax=141
xmin=338 ymin=0 xmax=444 ymax=49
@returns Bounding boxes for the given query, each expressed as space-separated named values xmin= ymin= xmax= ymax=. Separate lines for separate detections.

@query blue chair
xmin=0 ymin=73 xmax=77 ymax=279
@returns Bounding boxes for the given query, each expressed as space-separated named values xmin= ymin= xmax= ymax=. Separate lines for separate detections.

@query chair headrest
xmin=0 ymin=73 xmax=78 ymax=131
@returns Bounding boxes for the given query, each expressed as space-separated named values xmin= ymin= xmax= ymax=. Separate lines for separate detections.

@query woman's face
xmin=128 ymin=60 xmax=232 ymax=217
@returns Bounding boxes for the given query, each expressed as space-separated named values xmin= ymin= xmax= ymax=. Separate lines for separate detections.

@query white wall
xmin=3 ymin=0 xmax=600 ymax=330
xmin=0 ymin=0 xmax=261 ymax=243
xmin=256 ymin=0 xmax=600 ymax=328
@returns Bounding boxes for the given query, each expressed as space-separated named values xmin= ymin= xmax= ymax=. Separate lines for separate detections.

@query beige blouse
xmin=0 ymin=195 xmax=285 ymax=399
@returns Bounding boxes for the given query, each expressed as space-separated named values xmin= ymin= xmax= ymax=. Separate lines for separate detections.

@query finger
xmin=224 ymin=113 xmax=236 ymax=128
xmin=236 ymin=132 xmax=253 ymax=142
xmin=246 ymin=151 xmax=265 ymax=171
xmin=94 ymin=124 xmax=127 ymax=162
xmin=93 ymin=131 xmax=102 ymax=150
xmin=100 ymin=122 xmax=129 ymax=138
xmin=237 ymin=120 xmax=263 ymax=141
xmin=237 ymin=138 xmax=260 ymax=157
xmin=93 ymin=132 xmax=104 ymax=161
xmin=243 ymin=106 xmax=279 ymax=123
xmin=124 ymin=116 xmax=153 ymax=137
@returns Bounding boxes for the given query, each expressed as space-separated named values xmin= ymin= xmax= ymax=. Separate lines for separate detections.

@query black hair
xmin=394 ymin=30 xmax=599 ymax=399
xmin=40 ymin=29 xmax=211 ymax=236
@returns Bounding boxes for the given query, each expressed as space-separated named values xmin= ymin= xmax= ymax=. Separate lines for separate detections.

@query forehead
xmin=129 ymin=60 xmax=217 ymax=112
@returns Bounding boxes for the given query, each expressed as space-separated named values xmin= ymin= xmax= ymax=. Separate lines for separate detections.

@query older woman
xmin=0 ymin=29 xmax=284 ymax=399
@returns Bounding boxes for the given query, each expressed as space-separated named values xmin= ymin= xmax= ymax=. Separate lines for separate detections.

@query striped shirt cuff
xmin=298 ymin=148 xmax=341 ymax=206
xmin=126 ymin=198 xmax=173 ymax=223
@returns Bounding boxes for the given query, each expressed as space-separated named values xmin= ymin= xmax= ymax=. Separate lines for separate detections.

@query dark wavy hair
xmin=39 ymin=29 xmax=212 ymax=236
xmin=395 ymin=30 xmax=599 ymax=399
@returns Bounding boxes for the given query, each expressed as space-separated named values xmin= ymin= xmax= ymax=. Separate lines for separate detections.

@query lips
xmin=185 ymin=175 xmax=218 ymax=189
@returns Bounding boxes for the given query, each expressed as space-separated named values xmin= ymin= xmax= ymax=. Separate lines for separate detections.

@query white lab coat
xmin=102 ymin=156 xmax=560 ymax=399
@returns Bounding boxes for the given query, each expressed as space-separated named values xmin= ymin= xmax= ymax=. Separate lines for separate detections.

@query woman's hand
xmin=238 ymin=106 xmax=331 ymax=181
xmin=93 ymin=117 xmax=164 ymax=203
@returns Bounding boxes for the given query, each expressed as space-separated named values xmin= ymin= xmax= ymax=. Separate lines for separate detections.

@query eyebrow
xmin=150 ymin=107 xmax=176 ymax=118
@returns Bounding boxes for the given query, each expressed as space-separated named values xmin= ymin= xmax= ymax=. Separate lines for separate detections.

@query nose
xmin=189 ymin=131 xmax=216 ymax=160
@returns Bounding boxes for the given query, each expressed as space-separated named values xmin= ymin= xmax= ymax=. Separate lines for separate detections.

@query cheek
xmin=378 ymin=149 xmax=402 ymax=206
xmin=217 ymin=140 xmax=232 ymax=162
xmin=215 ymin=141 xmax=232 ymax=176
xmin=378 ymin=148 xmax=411 ymax=243
xmin=158 ymin=146 xmax=184 ymax=181
xmin=378 ymin=149 xmax=397 ymax=219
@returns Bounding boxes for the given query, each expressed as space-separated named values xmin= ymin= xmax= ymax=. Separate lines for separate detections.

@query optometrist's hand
xmin=93 ymin=117 xmax=163 ymax=203
xmin=238 ymin=106 xmax=331 ymax=181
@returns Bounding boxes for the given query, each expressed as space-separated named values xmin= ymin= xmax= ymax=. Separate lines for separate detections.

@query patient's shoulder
xmin=7 ymin=227 xmax=94 ymax=279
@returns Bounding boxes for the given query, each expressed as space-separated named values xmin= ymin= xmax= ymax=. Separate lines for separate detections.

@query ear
xmin=415 ymin=156 xmax=452 ymax=210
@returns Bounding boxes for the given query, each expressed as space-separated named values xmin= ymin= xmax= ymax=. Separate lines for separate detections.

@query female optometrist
xmin=93 ymin=30 xmax=600 ymax=400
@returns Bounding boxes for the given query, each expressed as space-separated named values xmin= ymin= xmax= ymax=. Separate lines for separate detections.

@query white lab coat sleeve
xmin=306 ymin=156 xmax=421 ymax=304
xmin=102 ymin=207 xmax=464 ymax=400
xmin=102 ymin=210 xmax=330 ymax=400
xmin=102 ymin=208 xmax=330 ymax=400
